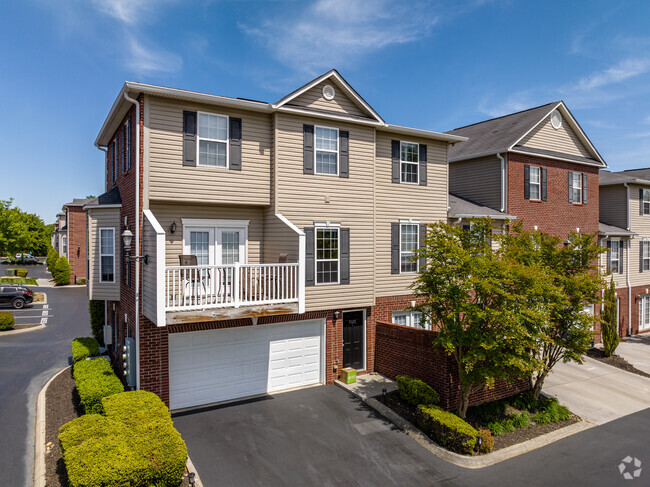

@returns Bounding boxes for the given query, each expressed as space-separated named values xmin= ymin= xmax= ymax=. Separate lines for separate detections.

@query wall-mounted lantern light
xmin=121 ymin=227 xmax=148 ymax=265
xmin=170 ymin=221 xmax=177 ymax=234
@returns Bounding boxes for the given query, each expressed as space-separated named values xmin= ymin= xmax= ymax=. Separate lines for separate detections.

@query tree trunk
xmin=457 ymin=384 xmax=472 ymax=419
xmin=532 ymin=370 xmax=548 ymax=400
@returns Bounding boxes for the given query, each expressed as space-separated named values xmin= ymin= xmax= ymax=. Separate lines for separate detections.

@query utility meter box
xmin=103 ymin=325 xmax=113 ymax=346
xmin=123 ymin=337 xmax=136 ymax=388
xmin=340 ymin=367 xmax=357 ymax=384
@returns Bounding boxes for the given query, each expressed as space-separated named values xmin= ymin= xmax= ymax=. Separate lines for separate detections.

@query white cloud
xmin=125 ymin=36 xmax=183 ymax=75
xmin=89 ymin=0 xmax=174 ymax=25
xmin=478 ymin=91 xmax=541 ymax=118
xmin=576 ymin=58 xmax=650 ymax=91
xmin=241 ymin=0 xmax=447 ymax=74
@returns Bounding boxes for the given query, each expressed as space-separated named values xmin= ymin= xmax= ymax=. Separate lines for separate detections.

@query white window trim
xmin=99 ymin=228 xmax=115 ymax=283
xmin=314 ymin=125 xmax=339 ymax=176
xmin=62 ymin=235 xmax=67 ymax=258
xmin=196 ymin=111 xmax=229 ymax=169
xmin=643 ymin=189 xmax=650 ymax=215
xmin=572 ymin=173 xmax=583 ymax=204
xmin=643 ymin=239 xmax=650 ymax=272
xmin=400 ymin=140 xmax=419 ymax=185
xmin=529 ymin=165 xmax=541 ymax=201
xmin=609 ymin=237 xmax=620 ymax=272
xmin=392 ymin=311 xmax=430 ymax=330
xmin=315 ymin=224 xmax=340 ymax=285
xmin=640 ymin=295 xmax=650 ymax=331
xmin=181 ymin=220 xmax=249 ymax=266
xmin=400 ymin=222 xmax=419 ymax=274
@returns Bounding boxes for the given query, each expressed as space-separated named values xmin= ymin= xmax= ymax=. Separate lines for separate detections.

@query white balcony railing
xmin=165 ymin=262 xmax=300 ymax=312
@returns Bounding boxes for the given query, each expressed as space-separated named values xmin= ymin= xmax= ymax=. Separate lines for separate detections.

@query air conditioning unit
xmin=103 ymin=325 xmax=113 ymax=346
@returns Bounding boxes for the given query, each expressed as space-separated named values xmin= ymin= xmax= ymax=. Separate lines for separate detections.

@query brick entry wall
xmin=374 ymin=321 xmax=530 ymax=411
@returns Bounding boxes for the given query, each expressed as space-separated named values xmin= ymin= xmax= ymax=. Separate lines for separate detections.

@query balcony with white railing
xmin=165 ymin=262 xmax=300 ymax=312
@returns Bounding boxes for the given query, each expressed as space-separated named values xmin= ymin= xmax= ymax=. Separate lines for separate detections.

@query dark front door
xmin=343 ymin=310 xmax=364 ymax=369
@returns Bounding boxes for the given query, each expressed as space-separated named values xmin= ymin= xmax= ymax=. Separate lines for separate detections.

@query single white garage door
xmin=169 ymin=319 xmax=324 ymax=410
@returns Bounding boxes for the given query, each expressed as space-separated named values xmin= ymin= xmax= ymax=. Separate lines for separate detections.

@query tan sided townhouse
xmin=84 ymin=70 xmax=468 ymax=410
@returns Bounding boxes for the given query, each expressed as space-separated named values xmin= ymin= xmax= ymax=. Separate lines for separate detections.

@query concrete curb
xmin=34 ymin=366 xmax=69 ymax=487
xmin=186 ymin=456 xmax=205 ymax=487
xmin=336 ymin=382 xmax=595 ymax=469
xmin=0 ymin=324 xmax=46 ymax=337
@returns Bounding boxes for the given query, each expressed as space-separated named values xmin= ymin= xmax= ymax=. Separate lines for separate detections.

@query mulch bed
xmin=44 ymin=366 xmax=193 ymax=487
xmin=375 ymin=390 xmax=579 ymax=454
xmin=587 ymin=348 xmax=650 ymax=378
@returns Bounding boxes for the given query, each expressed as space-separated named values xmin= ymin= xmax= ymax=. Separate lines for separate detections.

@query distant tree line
xmin=0 ymin=199 xmax=54 ymax=257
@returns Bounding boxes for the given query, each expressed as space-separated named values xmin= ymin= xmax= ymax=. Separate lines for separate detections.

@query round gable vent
xmin=322 ymin=84 xmax=336 ymax=101
xmin=550 ymin=109 xmax=562 ymax=130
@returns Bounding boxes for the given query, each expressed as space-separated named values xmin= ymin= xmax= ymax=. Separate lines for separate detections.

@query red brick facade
xmin=610 ymin=285 xmax=650 ymax=337
xmin=65 ymin=205 xmax=87 ymax=283
xmin=374 ymin=321 xmax=530 ymax=411
xmin=507 ymin=153 xmax=599 ymax=239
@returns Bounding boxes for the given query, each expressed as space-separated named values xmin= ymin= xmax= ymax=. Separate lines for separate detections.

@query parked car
xmin=15 ymin=253 xmax=39 ymax=265
xmin=0 ymin=285 xmax=34 ymax=309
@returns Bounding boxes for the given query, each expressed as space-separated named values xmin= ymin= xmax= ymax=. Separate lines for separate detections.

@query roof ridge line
xmin=450 ymin=101 xmax=560 ymax=131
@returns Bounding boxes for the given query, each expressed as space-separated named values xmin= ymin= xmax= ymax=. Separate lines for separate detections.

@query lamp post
xmin=121 ymin=227 xmax=148 ymax=264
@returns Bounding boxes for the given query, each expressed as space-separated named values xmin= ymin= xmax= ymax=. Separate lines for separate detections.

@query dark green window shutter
xmin=391 ymin=222 xmax=400 ymax=274
xmin=582 ymin=173 xmax=588 ymax=204
xmin=619 ymin=242 xmax=624 ymax=274
xmin=183 ymin=111 xmax=197 ymax=167
xmin=641 ymin=189 xmax=645 ymax=215
xmin=418 ymin=144 xmax=427 ymax=186
xmin=418 ymin=224 xmax=426 ymax=270
xmin=391 ymin=140 xmax=400 ymax=183
xmin=305 ymin=227 xmax=315 ymax=286
xmin=229 ymin=117 xmax=242 ymax=171
xmin=524 ymin=164 xmax=530 ymax=199
xmin=340 ymin=228 xmax=350 ymax=284
xmin=303 ymin=125 xmax=314 ymax=174
xmin=640 ymin=241 xmax=645 ymax=273
xmin=568 ymin=171 xmax=574 ymax=203
xmin=122 ymin=125 xmax=126 ymax=174
xmin=606 ymin=240 xmax=612 ymax=272
xmin=339 ymin=131 xmax=349 ymax=178
xmin=541 ymin=167 xmax=547 ymax=201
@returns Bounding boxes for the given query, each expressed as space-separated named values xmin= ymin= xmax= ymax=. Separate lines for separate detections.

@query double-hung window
xmin=62 ymin=235 xmax=67 ymax=258
xmin=642 ymin=240 xmax=650 ymax=272
xmin=642 ymin=189 xmax=650 ymax=215
xmin=572 ymin=172 xmax=582 ymax=203
xmin=126 ymin=118 xmax=131 ymax=171
xmin=608 ymin=239 xmax=620 ymax=273
xmin=316 ymin=227 xmax=339 ymax=284
xmin=640 ymin=295 xmax=650 ymax=331
xmin=529 ymin=166 xmax=541 ymax=200
xmin=400 ymin=223 xmax=418 ymax=273
xmin=112 ymin=139 xmax=118 ymax=182
xmin=197 ymin=112 xmax=228 ymax=167
xmin=100 ymin=228 xmax=115 ymax=283
xmin=393 ymin=311 xmax=429 ymax=329
xmin=121 ymin=125 xmax=126 ymax=173
xmin=400 ymin=142 xmax=419 ymax=184
xmin=315 ymin=126 xmax=338 ymax=175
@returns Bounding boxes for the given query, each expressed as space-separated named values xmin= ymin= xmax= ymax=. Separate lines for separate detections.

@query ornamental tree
xmin=410 ymin=219 xmax=556 ymax=418
xmin=601 ymin=278 xmax=619 ymax=357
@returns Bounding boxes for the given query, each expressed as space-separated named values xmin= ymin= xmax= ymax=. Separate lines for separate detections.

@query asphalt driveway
xmin=172 ymin=385 xmax=460 ymax=486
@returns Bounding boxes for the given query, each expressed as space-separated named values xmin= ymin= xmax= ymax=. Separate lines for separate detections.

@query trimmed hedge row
xmin=9 ymin=268 xmax=29 ymax=277
xmin=73 ymin=358 xmax=124 ymax=414
xmin=0 ymin=311 xmax=15 ymax=331
xmin=60 ymin=391 xmax=188 ymax=487
xmin=417 ymin=405 xmax=479 ymax=455
xmin=396 ymin=375 xmax=440 ymax=407
xmin=72 ymin=337 xmax=100 ymax=363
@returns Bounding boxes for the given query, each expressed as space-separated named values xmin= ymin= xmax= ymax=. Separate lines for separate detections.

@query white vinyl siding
xmin=400 ymin=223 xmax=418 ymax=273
xmin=316 ymin=227 xmax=339 ymax=284
xmin=198 ymin=112 xmax=228 ymax=167
xmin=400 ymin=142 xmax=418 ymax=184
xmin=315 ymin=126 xmax=338 ymax=175
xmin=99 ymin=228 xmax=115 ymax=283
xmin=530 ymin=166 xmax=541 ymax=200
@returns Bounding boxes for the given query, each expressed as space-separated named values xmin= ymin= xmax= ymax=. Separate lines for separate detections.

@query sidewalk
xmin=543 ymin=356 xmax=650 ymax=425
xmin=612 ymin=334 xmax=650 ymax=375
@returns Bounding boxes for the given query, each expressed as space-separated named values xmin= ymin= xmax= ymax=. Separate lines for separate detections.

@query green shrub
xmin=477 ymin=429 xmax=494 ymax=454
xmin=59 ymin=414 xmax=126 ymax=454
xmin=14 ymin=268 xmax=28 ymax=278
xmin=72 ymin=337 xmax=100 ymax=363
xmin=54 ymin=256 xmax=71 ymax=285
xmin=417 ymin=405 xmax=478 ymax=454
xmin=510 ymin=410 xmax=530 ymax=429
xmin=507 ymin=391 xmax=538 ymax=412
xmin=73 ymin=358 xmax=124 ymax=414
xmin=0 ymin=311 xmax=15 ymax=331
xmin=467 ymin=399 xmax=508 ymax=423
xmin=77 ymin=278 xmax=86 ymax=285
xmin=396 ymin=375 xmax=440 ymax=407
xmin=88 ymin=300 xmax=105 ymax=346
xmin=102 ymin=391 xmax=172 ymax=428
xmin=46 ymin=247 xmax=59 ymax=273
xmin=532 ymin=399 xmax=571 ymax=424
xmin=487 ymin=418 xmax=515 ymax=436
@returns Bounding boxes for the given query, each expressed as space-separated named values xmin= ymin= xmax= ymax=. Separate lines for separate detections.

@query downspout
xmin=496 ymin=153 xmax=506 ymax=213
xmin=624 ymin=183 xmax=632 ymax=336
xmin=123 ymin=92 xmax=141 ymax=390
xmin=94 ymin=144 xmax=109 ymax=351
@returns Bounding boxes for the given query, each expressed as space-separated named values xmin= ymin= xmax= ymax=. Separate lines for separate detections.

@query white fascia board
xmin=275 ymin=214 xmax=305 ymax=236
xmin=276 ymin=106 xmax=383 ymax=127
xmin=508 ymin=149 xmax=605 ymax=168
xmin=83 ymin=204 xmax=122 ymax=210
xmin=381 ymin=124 xmax=468 ymax=144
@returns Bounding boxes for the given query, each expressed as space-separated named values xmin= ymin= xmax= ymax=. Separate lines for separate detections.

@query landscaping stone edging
xmin=335 ymin=381 xmax=595 ymax=469
xmin=34 ymin=366 xmax=205 ymax=487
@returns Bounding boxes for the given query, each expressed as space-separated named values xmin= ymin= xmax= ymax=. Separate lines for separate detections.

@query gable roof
xmin=599 ymin=222 xmax=637 ymax=237
xmin=448 ymin=194 xmax=515 ymax=220
xmin=84 ymin=185 xmax=122 ymax=209
xmin=272 ymin=69 xmax=385 ymax=125
xmin=599 ymin=169 xmax=650 ymax=187
xmin=446 ymin=101 xmax=606 ymax=167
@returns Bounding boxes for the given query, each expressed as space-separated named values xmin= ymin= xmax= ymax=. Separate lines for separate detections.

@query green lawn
xmin=0 ymin=277 xmax=38 ymax=285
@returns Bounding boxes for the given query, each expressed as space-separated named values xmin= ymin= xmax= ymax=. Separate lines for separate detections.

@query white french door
xmin=216 ymin=228 xmax=247 ymax=298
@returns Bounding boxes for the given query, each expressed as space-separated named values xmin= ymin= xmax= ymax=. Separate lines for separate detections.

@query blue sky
xmin=1 ymin=0 xmax=649 ymax=223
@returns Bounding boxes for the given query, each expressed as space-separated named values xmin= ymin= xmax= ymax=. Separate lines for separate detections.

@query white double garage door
xmin=169 ymin=319 xmax=325 ymax=410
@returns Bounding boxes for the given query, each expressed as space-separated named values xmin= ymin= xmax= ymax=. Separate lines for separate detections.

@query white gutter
xmin=123 ymin=91 xmax=141 ymax=390
xmin=381 ymin=124 xmax=468 ymax=143
xmin=497 ymin=153 xmax=506 ymax=212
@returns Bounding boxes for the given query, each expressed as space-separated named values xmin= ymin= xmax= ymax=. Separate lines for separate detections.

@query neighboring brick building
xmin=59 ymin=199 xmax=91 ymax=284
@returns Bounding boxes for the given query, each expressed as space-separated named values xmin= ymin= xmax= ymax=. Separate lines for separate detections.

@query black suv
xmin=0 ymin=285 xmax=34 ymax=309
